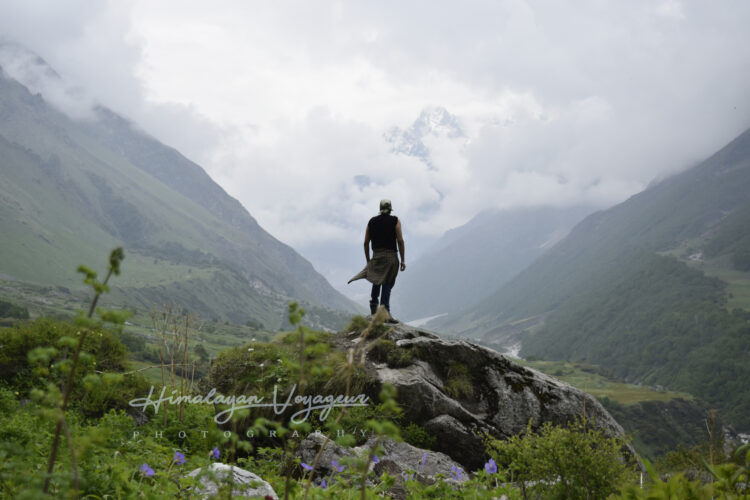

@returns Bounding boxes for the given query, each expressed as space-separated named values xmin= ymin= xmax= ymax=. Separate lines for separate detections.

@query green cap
xmin=379 ymin=199 xmax=392 ymax=214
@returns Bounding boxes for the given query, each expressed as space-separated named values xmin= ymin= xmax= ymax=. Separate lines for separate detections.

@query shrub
xmin=344 ymin=315 xmax=369 ymax=334
xmin=367 ymin=339 xmax=414 ymax=368
xmin=486 ymin=418 xmax=636 ymax=499
xmin=400 ymin=422 xmax=437 ymax=450
xmin=444 ymin=361 xmax=474 ymax=399
xmin=0 ymin=318 xmax=129 ymax=394
xmin=0 ymin=300 xmax=29 ymax=319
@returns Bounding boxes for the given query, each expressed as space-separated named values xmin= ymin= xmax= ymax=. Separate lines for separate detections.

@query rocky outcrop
xmin=186 ymin=463 xmax=278 ymax=499
xmin=297 ymin=433 xmax=468 ymax=486
xmin=342 ymin=322 xmax=635 ymax=471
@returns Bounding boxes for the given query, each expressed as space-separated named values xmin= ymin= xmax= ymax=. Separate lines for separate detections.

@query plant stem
xmin=43 ymin=267 xmax=113 ymax=494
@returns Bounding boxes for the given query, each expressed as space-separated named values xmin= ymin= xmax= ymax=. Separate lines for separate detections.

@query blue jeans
xmin=370 ymin=283 xmax=393 ymax=311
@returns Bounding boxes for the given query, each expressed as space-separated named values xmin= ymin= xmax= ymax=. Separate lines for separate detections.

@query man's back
xmin=368 ymin=214 xmax=398 ymax=251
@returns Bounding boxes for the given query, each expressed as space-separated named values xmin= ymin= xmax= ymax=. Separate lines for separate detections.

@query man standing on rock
xmin=348 ymin=199 xmax=406 ymax=322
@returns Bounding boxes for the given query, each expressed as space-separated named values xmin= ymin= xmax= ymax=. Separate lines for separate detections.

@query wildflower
xmin=277 ymin=358 xmax=282 ymax=363
xmin=252 ymin=337 xmax=257 ymax=341
xmin=484 ymin=458 xmax=497 ymax=474
xmin=247 ymin=348 xmax=254 ymax=352
xmin=372 ymin=454 xmax=380 ymax=464
xmin=301 ymin=462 xmax=313 ymax=471
xmin=140 ymin=463 xmax=155 ymax=477
xmin=173 ymin=451 xmax=185 ymax=466
xmin=321 ymin=478 xmax=327 ymax=489
xmin=419 ymin=452 xmax=427 ymax=470
xmin=277 ymin=378 xmax=282 ymax=383
xmin=452 ymin=465 xmax=462 ymax=481
xmin=331 ymin=459 xmax=345 ymax=473
xmin=212 ymin=447 xmax=220 ymax=460
xmin=259 ymin=363 xmax=264 ymax=368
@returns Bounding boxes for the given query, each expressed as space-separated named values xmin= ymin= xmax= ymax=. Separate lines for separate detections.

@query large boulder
xmin=296 ymin=432 xmax=468 ymax=484
xmin=345 ymin=322 xmax=635 ymax=471
xmin=186 ymin=463 xmax=278 ymax=499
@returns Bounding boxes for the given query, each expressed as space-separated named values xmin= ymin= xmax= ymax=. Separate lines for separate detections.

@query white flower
xmin=277 ymin=378 xmax=282 ymax=383
xmin=259 ymin=363 xmax=265 ymax=368
xmin=277 ymin=358 xmax=282 ymax=363
xmin=247 ymin=348 xmax=254 ymax=352
xmin=251 ymin=338 xmax=257 ymax=342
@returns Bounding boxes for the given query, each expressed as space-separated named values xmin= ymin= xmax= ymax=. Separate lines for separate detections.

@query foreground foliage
xmin=486 ymin=418 xmax=637 ymax=499
xmin=2 ymin=312 xmax=750 ymax=498
xmin=1 ymin=249 xmax=748 ymax=498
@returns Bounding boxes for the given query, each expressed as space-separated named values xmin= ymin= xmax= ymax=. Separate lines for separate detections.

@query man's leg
xmin=380 ymin=283 xmax=393 ymax=312
xmin=370 ymin=284 xmax=380 ymax=315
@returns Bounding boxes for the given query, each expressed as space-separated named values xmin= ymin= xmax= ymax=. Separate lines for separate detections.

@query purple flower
xmin=372 ymin=454 xmax=380 ymax=464
xmin=301 ymin=462 xmax=313 ymax=471
xmin=212 ymin=447 xmax=220 ymax=460
xmin=173 ymin=451 xmax=185 ymax=466
xmin=140 ymin=463 xmax=155 ymax=477
xmin=321 ymin=478 xmax=327 ymax=489
xmin=454 ymin=466 xmax=463 ymax=481
xmin=331 ymin=459 xmax=344 ymax=473
xmin=485 ymin=458 xmax=497 ymax=474
xmin=419 ymin=452 xmax=427 ymax=470
xmin=401 ymin=471 xmax=414 ymax=482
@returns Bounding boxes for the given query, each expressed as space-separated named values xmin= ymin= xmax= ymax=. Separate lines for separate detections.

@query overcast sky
xmin=1 ymin=0 xmax=750 ymax=296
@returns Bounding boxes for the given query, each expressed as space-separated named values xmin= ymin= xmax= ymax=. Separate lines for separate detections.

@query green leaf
xmin=77 ymin=265 xmax=97 ymax=281
xmin=83 ymin=374 xmax=102 ymax=391
xmin=109 ymin=247 xmax=125 ymax=275
xmin=28 ymin=346 xmax=58 ymax=364
xmin=97 ymin=308 xmax=132 ymax=324
xmin=74 ymin=313 xmax=96 ymax=328
xmin=56 ymin=336 xmax=78 ymax=349
xmin=102 ymin=373 xmax=124 ymax=385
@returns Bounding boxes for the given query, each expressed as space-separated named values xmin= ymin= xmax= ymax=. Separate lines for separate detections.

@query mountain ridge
xmin=0 ymin=60 xmax=358 ymax=329
xmin=429 ymin=126 xmax=750 ymax=428
xmin=398 ymin=205 xmax=593 ymax=320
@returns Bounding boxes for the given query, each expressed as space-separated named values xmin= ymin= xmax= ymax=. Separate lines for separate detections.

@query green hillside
xmin=398 ymin=206 xmax=592 ymax=320
xmin=432 ymin=127 xmax=750 ymax=429
xmin=0 ymin=65 xmax=357 ymax=330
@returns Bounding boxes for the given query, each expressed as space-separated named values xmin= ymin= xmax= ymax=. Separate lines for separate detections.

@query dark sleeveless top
xmin=368 ymin=214 xmax=398 ymax=251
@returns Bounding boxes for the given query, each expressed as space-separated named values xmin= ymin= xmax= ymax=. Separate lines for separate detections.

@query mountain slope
xmin=431 ymin=127 xmax=750 ymax=428
xmin=0 ymin=62 xmax=357 ymax=329
xmin=398 ymin=206 xmax=593 ymax=320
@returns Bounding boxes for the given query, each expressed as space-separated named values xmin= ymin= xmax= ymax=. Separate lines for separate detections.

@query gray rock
xmin=297 ymin=432 xmax=358 ymax=478
xmin=356 ymin=322 xmax=636 ymax=471
xmin=296 ymin=433 xmax=467 ymax=485
xmin=186 ymin=463 xmax=278 ymax=499
xmin=365 ymin=436 xmax=469 ymax=484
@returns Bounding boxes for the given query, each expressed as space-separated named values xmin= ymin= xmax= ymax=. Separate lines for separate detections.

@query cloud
xmin=1 ymin=0 xmax=750 ymax=297
xmin=0 ymin=43 xmax=97 ymax=120
xmin=0 ymin=0 xmax=228 ymax=166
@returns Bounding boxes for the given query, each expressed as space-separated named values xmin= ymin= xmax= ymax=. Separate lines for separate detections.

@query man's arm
xmin=364 ymin=225 xmax=371 ymax=263
xmin=396 ymin=219 xmax=406 ymax=271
